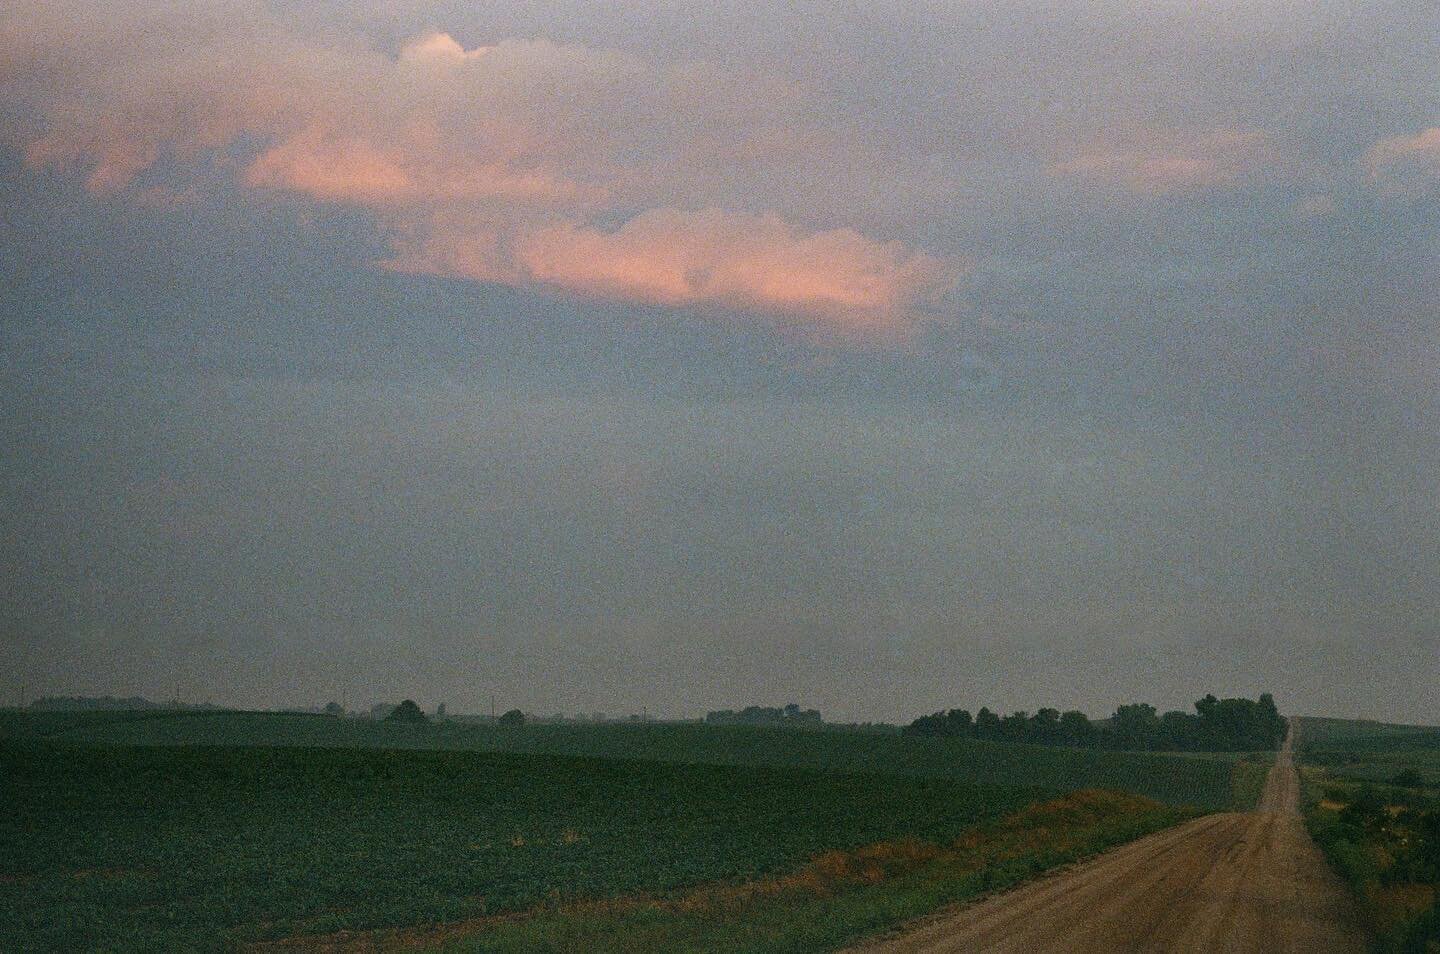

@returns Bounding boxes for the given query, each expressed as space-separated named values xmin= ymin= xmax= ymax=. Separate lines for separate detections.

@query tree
xmin=1394 ymin=768 xmax=1425 ymax=789
xmin=975 ymin=707 xmax=1001 ymax=740
xmin=1000 ymin=710 xmax=1030 ymax=742
xmin=901 ymin=692 xmax=1282 ymax=752
xmin=498 ymin=708 xmax=526 ymax=727
xmin=1159 ymin=710 xmax=1198 ymax=750
xmin=435 ymin=702 xmax=447 ymax=721
xmin=1256 ymin=694 xmax=1283 ymax=747
xmin=385 ymin=699 xmax=427 ymax=724
xmin=1059 ymin=710 xmax=1096 ymax=746
xmin=1029 ymin=708 xmax=1061 ymax=744
xmin=1111 ymin=703 xmax=1159 ymax=750
xmin=323 ymin=701 xmax=344 ymax=717
xmin=946 ymin=708 xmax=974 ymax=735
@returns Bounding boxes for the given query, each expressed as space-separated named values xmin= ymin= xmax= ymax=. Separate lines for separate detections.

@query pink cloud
xmin=10 ymin=13 xmax=954 ymax=335
xmin=1049 ymin=127 xmax=1281 ymax=195
xmin=1362 ymin=128 xmax=1440 ymax=194
xmin=398 ymin=32 xmax=492 ymax=65
xmin=242 ymin=127 xmax=598 ymax=206
xmin=387 ymin=207 xmax=958 ymax=331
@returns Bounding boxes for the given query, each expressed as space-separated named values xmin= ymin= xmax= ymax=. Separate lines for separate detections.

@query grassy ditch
xmin=1299 ymin=721 xmax=1440 ymax=952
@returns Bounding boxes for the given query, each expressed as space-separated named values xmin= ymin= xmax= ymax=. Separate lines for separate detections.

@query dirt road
xmin=849 ymin=723 xmax=1365 ymax=953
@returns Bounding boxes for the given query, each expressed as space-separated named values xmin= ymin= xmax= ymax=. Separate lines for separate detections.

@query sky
xmin=1 ymin=0 xmax=1438 ymax=722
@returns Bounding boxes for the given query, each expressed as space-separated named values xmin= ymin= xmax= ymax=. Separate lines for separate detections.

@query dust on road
xmin=848 ymin=722 xmax=1365 ymax=953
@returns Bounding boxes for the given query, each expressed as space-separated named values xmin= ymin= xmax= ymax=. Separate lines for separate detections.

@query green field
xmin=1299 ymin=716 xmax=1440 ymax=749
xmin=1298 ymin=716 xmax=1440 ymax=788
xmin=0 ymin=710 xmax=1244 ymax=809
xmin=3 ymin=741 xmax=1050 ymax=951
xmin=0 ymin=710 xmax=1256 ymax=952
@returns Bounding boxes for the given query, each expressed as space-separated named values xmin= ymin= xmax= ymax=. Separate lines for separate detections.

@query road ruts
xmin=846 ymin=721 xmax=1366 ymax=953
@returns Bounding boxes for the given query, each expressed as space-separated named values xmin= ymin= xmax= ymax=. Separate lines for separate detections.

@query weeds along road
xmin=849 ymin=722 xmax=1366 ymax=953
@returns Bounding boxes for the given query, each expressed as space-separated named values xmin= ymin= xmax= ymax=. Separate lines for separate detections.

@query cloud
xmin=383 ymin=207 xmax=958 ymax=331
xmin=11 ymin=0 xmax=1432 ymax=333
xmin=398 ymin=32 xmax=492 ymax=65
xmin=518 ymin=209 xmax=958 ymax=329
xmin=1048 ymin=127 xmax=1282 ymax=195
xmin=243 ymin=127 xmax=599 ymax=206
xmin=1363 ymin=128 xmax=1440 ymax=195
xmin=8 ymin=14 xmax=952 ymax=333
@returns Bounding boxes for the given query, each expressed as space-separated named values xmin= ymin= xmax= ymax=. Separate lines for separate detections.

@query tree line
xmin=903 ymin=693 xmax=1284 ymax=751
xmin=706 ymin=703 xmax=822 ymax=726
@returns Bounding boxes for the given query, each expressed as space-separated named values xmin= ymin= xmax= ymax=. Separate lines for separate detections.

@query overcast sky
xmin=2 ymin=0 xmax=1437 ymax=722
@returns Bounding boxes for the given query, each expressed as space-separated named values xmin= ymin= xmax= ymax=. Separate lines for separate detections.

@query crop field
xmin=0 ymin=710 xmax=1243 ymax=809
xmin=1299 ymin=716 xmax=1440 ymax=750
xmin=0 ymin=710 xmax=1256 ymax=952
xmin=1 ymin=739 xmax=1053 ymax=951
xmin=1298 ymin=717 xmax=1440 ymax=787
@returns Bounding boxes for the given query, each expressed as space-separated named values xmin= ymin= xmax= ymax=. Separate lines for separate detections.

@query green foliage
xmin=705 ymin=703 xmax=822 ymax=726
xmin=498 ymin=708 xmax=525 ymax=727
xmin=904 ymin=693 xmax=1285 ymax=752
xmin=0 ymin=740 xmax=1047 ymax=952
xmin=385 ymin=699 xmax=428 ymax=724
xmin=1305 ymin=734 xmax=1440 ymax=953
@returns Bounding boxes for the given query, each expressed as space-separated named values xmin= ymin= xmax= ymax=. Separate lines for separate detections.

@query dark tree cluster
xmin=384 ymin=699 xmax=428 ymax=724
xmin=28 ymin=696 xmax=221 ymax=712
xmin=903 ymin=693 xmax=1284 ymax=752
xmin=705 ymin=703 xmax=822 ymax=726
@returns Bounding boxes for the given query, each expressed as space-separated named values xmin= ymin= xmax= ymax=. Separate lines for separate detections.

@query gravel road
xmin=847 ymin=722 xmax=1365 ymax=953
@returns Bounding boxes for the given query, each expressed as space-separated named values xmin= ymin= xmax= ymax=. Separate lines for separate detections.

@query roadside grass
xmin=0 ymin=710 xmax=1239 ymax=809
xmin=1297 ymin=720 xmax=1440 ymax=952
